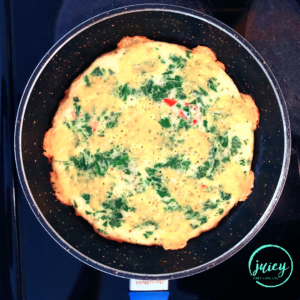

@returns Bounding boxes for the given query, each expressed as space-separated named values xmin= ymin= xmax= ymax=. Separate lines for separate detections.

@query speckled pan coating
xmin=14 ymin=4 xmax=291 ymax=280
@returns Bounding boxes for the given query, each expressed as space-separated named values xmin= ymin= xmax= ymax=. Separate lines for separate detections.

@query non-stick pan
xmin=14 ymin=4 xmax=291 ymax=280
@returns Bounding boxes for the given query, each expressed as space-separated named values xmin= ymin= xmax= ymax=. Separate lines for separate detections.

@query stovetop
xmin=1 ymin=0 xmax=300 ymax=299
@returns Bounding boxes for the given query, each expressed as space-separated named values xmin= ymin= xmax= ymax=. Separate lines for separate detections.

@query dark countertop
xmin=1 ymin=0 xmax=299 ymax=299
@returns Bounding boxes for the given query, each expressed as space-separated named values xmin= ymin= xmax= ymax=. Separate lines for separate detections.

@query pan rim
xmin=14 ymin=3 xmax=291 ymax=280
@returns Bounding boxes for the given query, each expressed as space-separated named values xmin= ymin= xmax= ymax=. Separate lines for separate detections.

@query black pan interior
xmin=19 ymin=9 xmax=287 ymax=277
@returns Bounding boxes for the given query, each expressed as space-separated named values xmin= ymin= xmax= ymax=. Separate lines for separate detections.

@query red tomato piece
xmin=201 ymin=184 xmax=207 ymax=188
xmin=193 ymin=119 xmax=198 ymax=124
xmin=163 ymin=98 xmax=177 ymax=106
xmin=92 ymin=121 xmax=98 ymax=132
xmin=71 ymin=111 xmax=77 ymax=119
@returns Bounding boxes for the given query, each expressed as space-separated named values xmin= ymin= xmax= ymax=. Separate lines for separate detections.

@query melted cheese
xmin=43 ymin=37 xmax=259 ymax=250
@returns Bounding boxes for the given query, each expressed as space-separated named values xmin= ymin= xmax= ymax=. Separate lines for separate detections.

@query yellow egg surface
xmin=43 ymin=36 xmax=259 ymax=250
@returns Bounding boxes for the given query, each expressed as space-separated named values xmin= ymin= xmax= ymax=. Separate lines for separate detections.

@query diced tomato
xmin=91 ymin=121 xmax=98 ymax=132
xmin=192 ymin=119 xmax=198 ymax=124
xmin=184 ymin=102 xmax=189 ymax=106
xmin=71 ymin=111 xmax=77 ymax=119
xmin=194 ymin=106 xmax=198 ymax=111
xmin=163 ymin=98 xmax=177 ymax=106
xmin=201 ymin=184 xmax=207 ymax=188
xmin=179 ymin=110 xmax=189 ymax=120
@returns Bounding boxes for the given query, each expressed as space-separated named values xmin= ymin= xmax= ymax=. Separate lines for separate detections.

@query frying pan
xmin=14 ymin=4 xmax=291 ymax=280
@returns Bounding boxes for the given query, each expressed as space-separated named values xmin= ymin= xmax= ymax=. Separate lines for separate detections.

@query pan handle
xmin=129 ymin=279 xmax=169 ymax=299
xmin=129 ymin=291 xmax=170 ymax=300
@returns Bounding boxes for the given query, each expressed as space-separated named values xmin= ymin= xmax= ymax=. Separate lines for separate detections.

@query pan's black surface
xmin=14 ymin=4 xmax=290 ymax=279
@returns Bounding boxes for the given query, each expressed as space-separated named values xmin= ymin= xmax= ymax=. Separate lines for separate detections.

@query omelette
xmin=43 ymin=36 xmax=259 ymax=250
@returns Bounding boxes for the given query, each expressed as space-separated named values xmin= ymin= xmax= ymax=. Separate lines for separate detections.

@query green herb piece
xmin=186 ymin=51 xmax=192 ymax=59
xmin=218 ymin=135 xmax=228 ymax=147
xmin=220 ymin=191 xmax=231 ymax=201
xmin=190 ymin=224 xmax=199 ymax=229
xmin=199 ymin=87 xmax=208 ymax=96
xmin=163 ymin=154 xmax=191 ymax=171
xmin=84 ymin=75 xmax=91 ymax=87
xmin=196 ymin=161 xmax=210 ymax=179
xmin=156 ymin=187 xmax=170 ymax=198
xmin=90 ymin=67 xmax=103 ymax=76
xmin=145 ymin=168 xmax=157 ymax=176
xmin=73 ymin=102 xmax=81 ymax=117
xmin=200 ymin=107 xmax=206 ymax=116
xmin=85 ymin=113 xmax=91 ymax=122
xmin=203 ymin=200 xmax=219 ymax=211
xmin=143 ymin=231 xmax=153 ymax=239
xmin=74 ymin=200 xmax=78 ymax=208
xmin=101 ymin=197 xmax=135 ymax=229
xmin=175 ymin=87 xmax=187 ymax=100
xmin=139 ymin=221 xmax=159 ymax=230
xmin=240 ymin=159 xmax=246 ymax=166
xmin=162 ymin=198 xmax=182 ymax=212
xmin=141 ymin=79 xmax=154 ymax=95
xmin=162 ymin=70 xmax=174 ymax=75
xmin=158 ymin=117 xmax=171 ymax=128
xmin=199 ymin=216 xmax=207 ymax=225
xmin=169 ymin=54 xmax=187 ymax=68
xmin=85 ymin=211 xmax=92 ymax=215
xmin=231 ymin=136 xmax=242 ymax=156
xmin=222 ymin=156 xmax=230 ymax=163
xmin=81 ymin=193 xmax=91 ymax=203
xmin=207 ymin=77 xmax=218 ymax=92
xmin=108 ymin=69 xmax=115 ymax=75
xmin=184 ymin=206 xmax=200 ymax=220
xmin=218 ymin=208 xmax=224 ymax=215
xmin=73 ymin=97 xmax=80 ymax=102
xmin=106 ymin=112 xmax=121 ymax=129
xmin=178 ymin=119 xmax=190 ymax=131
xmin=119 ymin=83 xmax=131 ymax=101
